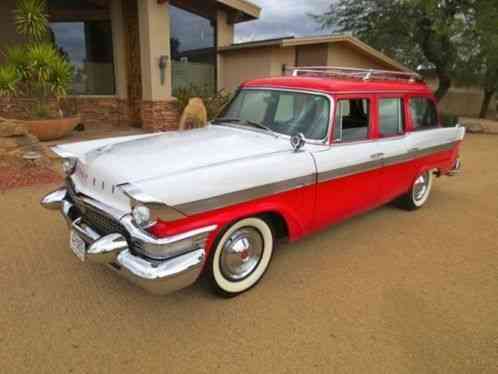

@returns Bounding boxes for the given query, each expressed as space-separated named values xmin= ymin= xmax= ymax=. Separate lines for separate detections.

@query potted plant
xmin=0 ymin=0 xmax=79 ymax=141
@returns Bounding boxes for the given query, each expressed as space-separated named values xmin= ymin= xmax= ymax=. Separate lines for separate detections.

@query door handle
xmin=370 ymin=153 xmax=384 ymax=160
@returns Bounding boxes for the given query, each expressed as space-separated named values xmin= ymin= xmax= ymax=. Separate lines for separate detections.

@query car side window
xmin=334 ymin=98 xmax=370 ymax=142
xmin=274 ymin=94 xmax=295 ymax=123
xmin=379 ymin=98 xmax=404 ymax=137
xmin=410 ymin=97 xmax=438 ymax=130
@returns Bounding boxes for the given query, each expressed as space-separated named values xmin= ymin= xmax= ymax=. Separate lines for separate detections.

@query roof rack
xmin=284 ymin=66 xmax=423 ymax=83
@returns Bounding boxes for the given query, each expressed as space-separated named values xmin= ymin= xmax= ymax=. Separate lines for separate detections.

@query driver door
xmin=312 ymin=95 xmax=383 ymax=229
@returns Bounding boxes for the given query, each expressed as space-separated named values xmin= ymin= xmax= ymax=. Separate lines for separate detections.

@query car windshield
xmin=215 ymin=89 xmax=331 ymax=140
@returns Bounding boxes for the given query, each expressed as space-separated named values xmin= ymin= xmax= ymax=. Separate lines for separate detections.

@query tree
xmin=312 ymin=0 xmax=474 ymax=102
xmin=474 ymin=0 xmax=498 ymax=118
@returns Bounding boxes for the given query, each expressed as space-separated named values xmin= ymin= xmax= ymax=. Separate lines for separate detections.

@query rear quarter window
xmin=410 ymin=97 xmax=438 ymax=130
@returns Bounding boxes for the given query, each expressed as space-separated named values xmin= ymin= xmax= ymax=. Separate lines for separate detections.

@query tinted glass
xmin=220 ymin=90 xmax=330 ymax=140
xmin=170 ymin=5 xmax=216 ymax=93
xmin=334 ymin=99 xmax=370 ymax=142
xmin=410 ymin=97 xmax=438 ymax=130
xmin=379 ymin=98 xmax=404 ymax=137
xmin=48 ymin=0 xmax=115 ymax=95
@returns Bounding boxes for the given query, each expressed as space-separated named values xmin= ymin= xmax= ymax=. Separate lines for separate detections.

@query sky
xmin=234 ymin=0 xmax=334 ymax=43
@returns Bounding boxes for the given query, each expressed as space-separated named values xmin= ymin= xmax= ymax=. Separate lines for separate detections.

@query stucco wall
xmin=327 ymin=42 xmax=393 ymax=70
xmin=220 ymin=47 xmax=274 ymax=92
xmin=296 ymin=44 xmax=328 ymax=66
xmin=270 ymin=46 xmax=296 ymax=76
xmin=0 ymin=0 xmax=26 ymax=65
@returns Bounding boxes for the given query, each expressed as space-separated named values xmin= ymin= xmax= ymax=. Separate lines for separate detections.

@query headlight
xmin=62 ymin=158 xmax=78 ymax=176
xmin=132 ymin=204 xmax=153 ymax=228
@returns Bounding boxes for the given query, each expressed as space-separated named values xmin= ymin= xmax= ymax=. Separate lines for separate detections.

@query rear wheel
xmin=398 ymin=170 xmax=433 ymax=210
xmin=207 ymin=217 xmax=274 ymax=297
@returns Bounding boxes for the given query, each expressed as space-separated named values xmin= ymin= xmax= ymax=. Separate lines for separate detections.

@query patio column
xmin=110 ymin=0 xmax=131 ymax=126
xmin=110 ymin=0 xmax=128 ymax=100
xmin=216 ymin=9 xmax=235 ymax=91
xmin=137 ymin=0 xmax=179 ymax=130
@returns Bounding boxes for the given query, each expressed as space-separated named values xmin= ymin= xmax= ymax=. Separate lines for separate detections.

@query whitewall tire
xmin=398 ymin=170 xmax=434 ymax=210
xmin=208 ymin=217 xmax=274 ymax=297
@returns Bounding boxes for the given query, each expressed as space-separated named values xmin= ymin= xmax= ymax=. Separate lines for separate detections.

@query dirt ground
xmin=1 ymin=134 xmax=497 ymax=374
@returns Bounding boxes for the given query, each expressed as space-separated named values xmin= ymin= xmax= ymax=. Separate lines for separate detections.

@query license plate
xmin=70 ymin=231 xmax=86 ymax=262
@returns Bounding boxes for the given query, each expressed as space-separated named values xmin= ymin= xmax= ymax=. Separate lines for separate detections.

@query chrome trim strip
xmin=172 ymin=141 xmax=458 ymax=215
xmin=174 ymin=174 xmax=316 ymax=215
xmin=317 ymin=141 xmax=458 ymax=183
xmin=317 ymin=160 xmax=382 ymax=183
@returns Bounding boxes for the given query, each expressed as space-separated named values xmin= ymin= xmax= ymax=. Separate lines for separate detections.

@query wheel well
xmin=257 ymin=212 xmax=289 ymax=240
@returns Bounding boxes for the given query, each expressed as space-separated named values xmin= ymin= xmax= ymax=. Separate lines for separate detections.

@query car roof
xmin=241 ymin=76 xmax=433 ymax=96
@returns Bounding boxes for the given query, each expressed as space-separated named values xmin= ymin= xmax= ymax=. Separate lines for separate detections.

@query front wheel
xmin=397 ymin=170 xmax=434 ymax=210
xmin=207 ymin=217 xmax=274 ymax=297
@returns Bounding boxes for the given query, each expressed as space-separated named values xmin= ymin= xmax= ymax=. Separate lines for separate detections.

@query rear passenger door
xmin=375 ymin=96 xmax=414 ymax=202
xmin=312 ymin=95 xmax=383 ymax=228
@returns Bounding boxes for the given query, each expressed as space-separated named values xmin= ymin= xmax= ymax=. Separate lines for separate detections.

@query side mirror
xmin=290 ymin=133 xmax=305 ymax=152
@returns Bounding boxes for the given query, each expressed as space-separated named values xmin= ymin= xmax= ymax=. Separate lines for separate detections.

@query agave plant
xmin=0 ymin=0 xmax=75 ymax=118
xmin=14 ymin=0 xmax=49 ymax=41
xmin=0 ymin=65 xmax=20 ymax=96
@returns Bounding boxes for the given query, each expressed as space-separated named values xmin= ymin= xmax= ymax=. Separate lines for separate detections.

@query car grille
xmin=66 ymin=180 xmax=143 ymax=254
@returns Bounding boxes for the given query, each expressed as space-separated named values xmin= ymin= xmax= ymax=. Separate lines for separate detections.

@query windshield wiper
xmin=212 ymin=117 xmax=277 ymax=137
xmin=243 ymin=120 xmax=274 ymax=134
xmin=211 ymin=117 xmax=242 ymax=124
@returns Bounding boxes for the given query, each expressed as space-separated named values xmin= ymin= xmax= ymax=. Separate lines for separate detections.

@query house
xmin=219 ymin=34 xmax=412 ymax=92
xmin=0 ymin=0 xmax=261 ymax=130
xmin=1 ymin=0 xmax=432 ymax=131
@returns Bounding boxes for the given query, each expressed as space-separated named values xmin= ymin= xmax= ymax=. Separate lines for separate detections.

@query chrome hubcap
xmin=220 ymin=227 xmax=264 ymax=281
xmin=413 ymin=173 xmax=429 ymax=202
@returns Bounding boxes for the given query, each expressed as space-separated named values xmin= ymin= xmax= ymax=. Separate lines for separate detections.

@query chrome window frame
xmin=332 ymin=97 xmax=372 ymax=144
xmin=377 ymin=97 xmax=406 ymax=137
xmin=409 ymin=96 xmax=440 ymax=131
xmin=218 ymin=87 xmax=335 ymax=145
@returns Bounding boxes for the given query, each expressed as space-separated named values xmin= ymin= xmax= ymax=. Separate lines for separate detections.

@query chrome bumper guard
xmin=41 ymin=188 xmax=214 ymax=295
xmin=447 ymin=158 xmax=462 ymax=176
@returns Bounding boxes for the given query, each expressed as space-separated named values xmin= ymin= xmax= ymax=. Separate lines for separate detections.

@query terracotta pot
xmin=22 ymin=116 xmax=80 ymax=141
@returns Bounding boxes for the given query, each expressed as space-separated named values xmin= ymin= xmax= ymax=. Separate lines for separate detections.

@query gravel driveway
xmin=1 ymin=134 xmax=497 ymax=374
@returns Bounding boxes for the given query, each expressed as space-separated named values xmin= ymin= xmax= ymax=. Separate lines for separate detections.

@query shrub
xmin=173 ymin=84 xmax=232 ymax=121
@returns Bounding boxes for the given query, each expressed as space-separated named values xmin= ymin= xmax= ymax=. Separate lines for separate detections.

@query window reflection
xmin=49 ymin=21 xmax=115 ymax=95
xmin=170 ymin=4 xmax=216 ymax=93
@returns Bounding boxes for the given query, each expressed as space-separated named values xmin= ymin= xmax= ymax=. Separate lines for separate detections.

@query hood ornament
xmin=290 ymin=133 xmax=305 ymax=152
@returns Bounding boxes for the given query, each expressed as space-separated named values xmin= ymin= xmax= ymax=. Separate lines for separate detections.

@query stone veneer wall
xmin=141 ymin=100 xmax=180 ymax=131
xmin=64 ymin=97 xmax=131 ymax=129
xmin=0 ymin=97 xmax=132 ymax=130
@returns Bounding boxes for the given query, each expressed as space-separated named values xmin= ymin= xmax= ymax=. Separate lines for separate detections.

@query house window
xmin=48 ymin=1 xmax=115 ymax=95
xmin=170 ymin=4 xmax=216 ymax=94
xmin=334 ymin=99 xmax=370 ymax=142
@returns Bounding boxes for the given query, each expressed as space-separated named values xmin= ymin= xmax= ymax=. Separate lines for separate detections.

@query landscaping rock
xmin=0 ymin=117 xmax=28 ymax=137
xmin=0 ymin=118 xmax=51 ymax=168
xmin=461 ymin=117 xmax=498 ymax=134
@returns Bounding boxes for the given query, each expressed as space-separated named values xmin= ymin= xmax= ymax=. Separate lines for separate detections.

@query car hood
xmin=78 ymin=126 xmax=292 ymax=183
xmin=55 ymin=126 xmax=295 ymax=211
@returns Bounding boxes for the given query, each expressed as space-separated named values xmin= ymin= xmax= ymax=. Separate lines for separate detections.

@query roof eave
xmin=217 ymin=0 xmax=261 ymax=23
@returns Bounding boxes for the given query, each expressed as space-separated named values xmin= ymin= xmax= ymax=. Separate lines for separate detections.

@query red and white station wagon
xmin=42 ymin=67 xmax=465 ymax=297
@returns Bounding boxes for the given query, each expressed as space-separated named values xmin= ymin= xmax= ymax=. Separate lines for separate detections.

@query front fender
xmin=149 ymin=184 xmax=316 ymax=256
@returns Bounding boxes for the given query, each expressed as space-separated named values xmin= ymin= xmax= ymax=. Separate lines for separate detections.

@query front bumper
xmin=41 ymin=188 xmax=214 ymax=295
